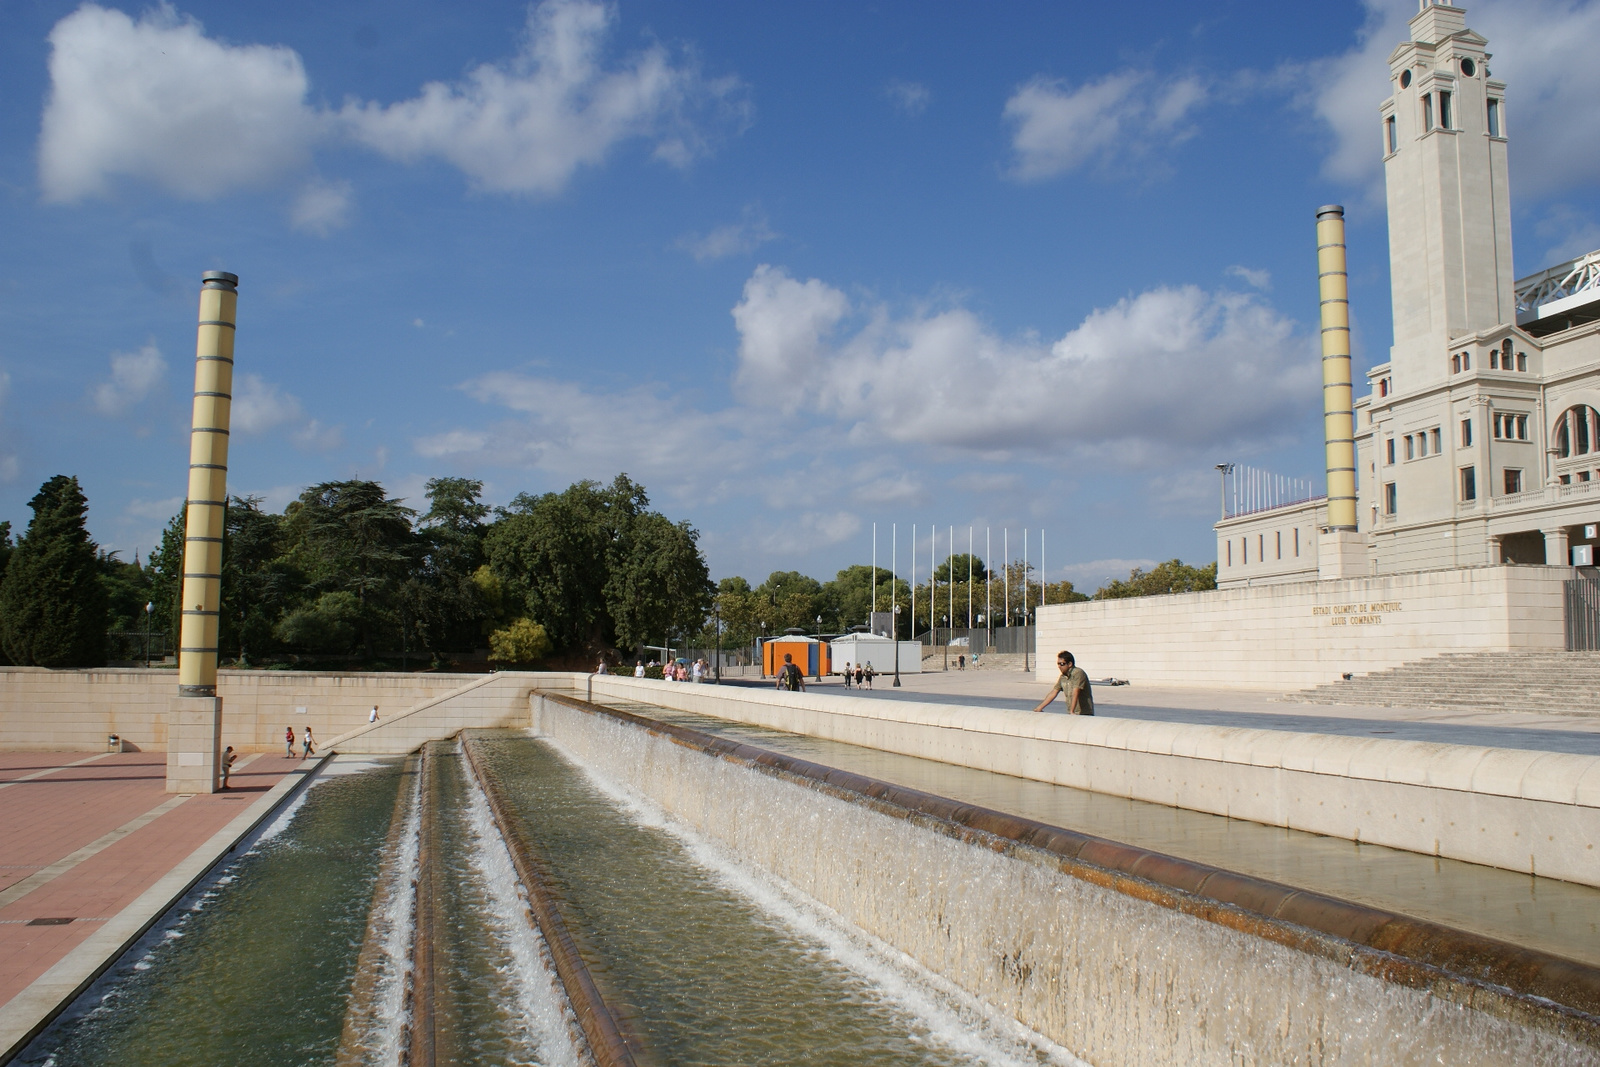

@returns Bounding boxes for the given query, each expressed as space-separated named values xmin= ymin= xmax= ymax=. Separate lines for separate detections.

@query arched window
xmin=1556 ymin=405 xmax=1600 ymax=458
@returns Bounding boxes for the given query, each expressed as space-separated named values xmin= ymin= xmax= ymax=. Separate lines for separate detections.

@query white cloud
xmin=39 ymin=3 xmax=319 ymax=202
xmin=92 ymin=340 xmax=166 ymax=414
xmin=1533 ymin=205 xmax=1600 ymax=264
xmin=39 ymin=0 xmax=742 ymax=205
xmin=1300 ymin=0 xmax=1600 ymax=200
xmin=677 ymin=205 xmax=777 ymax=261
xmin=289 ymin=178 xmax=352 ymax=235
xmin=341 ymin=0 xmax=744 ymax=195
xmin=231 ymin=373 xmax=303 ymax=433
xmin=1225 ymin=265 xmax=1272 ymax=291
xmin=732 ymin=265 xmax=1316 ymax=454
xmin=415 ymin=429 xmax=489 ymax=457
xmin=755 ymin=511 xmax=863 ymax=556
xmin=124 ymin=495 xmax=183 ymax=521
xmin=1058 ymin=557 xmax=1159 ymax=588
xmin=885 ymin=79 xmax=930 ymax=116
xmin=1003 ymin=70 xmax=1206 ymax=180
xmin=292 ymin=419 xmax=344 ymax=451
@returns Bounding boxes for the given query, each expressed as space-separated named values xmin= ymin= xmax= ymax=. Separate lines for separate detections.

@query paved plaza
xmin=769 ymin=666 xmax=1600 ymax=755
xmin=0 ymin=750 xmax=307 ymax=1038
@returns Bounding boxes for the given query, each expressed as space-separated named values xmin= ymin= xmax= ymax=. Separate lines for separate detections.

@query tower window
xmin=1504 ymin=469 xmax=1523 ymax=495
xmin=1461 ymin=466 xmax=1477 ymax=501
xmin=1276 ymin=530 xmax=1282 ymax=560
xmin=1461 ymin=418 xmax=1473 ymax=447
xmin=1501 ymin=339 xmax=1513 ymax=367
xmin=1451 ymin=353 xmax=1460 ymax=373
xmin=1226 ymin=540 xmax=1232 ymax=566
xmin=1490 ymin=349 xmax=1499 ymax=370
xmin=1460 ymin=57 xmax=1476 ymax=78
xmin=1517 ymin=351 xmax=1527 ymax=371
xmin=1487 ymin=98 xmax=1501 ymax=137
xmin=1462 ymin=351 xmax=1470 ymax=371
xmin=1294 ymin=528 xmax=1300 ymax=557
xmin=1386 ymin=115 xmax=1398 ymax=154
xmin=1405 ymin=434 xmax=1415 ymax=460
xmin=1423 ymin=93 xmax=1434 ymax=131
xmin=1400 ymin=69 xmax=1412 ymax=90
xmin=1431 ymin=427 xmax=1442 ymax=453
xmin=1438 ymin=90 xmax=1453 ymax=130
xmin=1557 ymin=405 xmax=1600 ymax=457
xmin=1385 ymin=438 xmax=1396 ymax=464
xmin=1384 ymin=482 xmax=1397 ymax=515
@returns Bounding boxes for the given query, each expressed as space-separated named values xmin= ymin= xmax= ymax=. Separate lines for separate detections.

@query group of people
xmin=838 ymin=660 xmax=877 ymax=689
xmin=284 ymin=725 xmax=316 ymax=758
xmin=633 ymin=658 xmax=713 ymax=682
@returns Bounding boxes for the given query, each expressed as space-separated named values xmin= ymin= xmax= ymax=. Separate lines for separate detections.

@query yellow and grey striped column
xmin=177 ymin=270 xmax=237 ymax=697
xmin=1316 ymin=206 xmax=1358 ymax=531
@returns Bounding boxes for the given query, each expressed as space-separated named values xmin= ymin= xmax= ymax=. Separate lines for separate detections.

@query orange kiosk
xmin=761 ymin=636 xmax=830 ymax=679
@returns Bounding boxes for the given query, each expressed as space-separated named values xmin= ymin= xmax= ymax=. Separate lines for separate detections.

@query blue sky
xmin=2 ymin=0 xmax=1598 ymax=588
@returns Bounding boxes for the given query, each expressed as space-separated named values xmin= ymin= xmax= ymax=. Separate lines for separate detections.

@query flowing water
xmin=471 ymin=732 xmax=1078 ymax=1066
xmin=17 ymin=759 xmax=405 ymax=1067
xmin=590 ymin=698 xmax=1600 ymax=968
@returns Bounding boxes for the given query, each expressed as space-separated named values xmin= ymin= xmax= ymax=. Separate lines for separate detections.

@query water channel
xmin=15 ymin=696 xmax=1599 ymax=1065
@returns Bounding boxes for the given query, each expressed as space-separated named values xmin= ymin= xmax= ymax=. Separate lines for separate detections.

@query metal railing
xmin=1566 ymin=574 xmax=1600 ymax=651
xmin=1517 ymin=249 xmax=1600 ymax=317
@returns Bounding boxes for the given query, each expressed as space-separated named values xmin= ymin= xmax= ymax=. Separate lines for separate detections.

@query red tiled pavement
xmin=0 ymin=751 xmax=299 ymax=1012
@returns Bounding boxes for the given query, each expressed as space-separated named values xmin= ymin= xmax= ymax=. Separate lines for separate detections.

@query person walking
xmin=302 ymin=726 xmax=316 ymax=758
xmin=853 ymin=662 xmax=864 ymax=688
xmin=285 ymin=726 xmax=295 ymax=758
xmin=863 ymin=664 xmax=875 ymax=689
xmin=221 ymin=745 xmax=236 ymax=789
xmin=634 ymin=660 xmax=646 ymax=678
xmin=842 ymin=661 xmax=853 ymax=689
xmin=775 ymin=653 xmax=805 ymax=692
xmin=368 ymin=706 xmax=379 ymax=724
xmin=1034 ymin=650 xmax=1094 ymax=715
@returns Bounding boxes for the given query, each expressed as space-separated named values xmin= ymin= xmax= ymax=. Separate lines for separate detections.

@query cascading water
xmin=467 ymin=731 xmax=1079 ymax=1066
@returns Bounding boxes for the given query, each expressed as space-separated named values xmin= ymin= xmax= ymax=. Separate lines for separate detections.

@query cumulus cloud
xmin=230 ymin=373 xmax=339 ymax=448
xmin=124 ymin=495 xmax=183 ymax=521
xmin=1003 ymin=70 xmax=1206 ymax=180
xmin=677 ymin=205 xmax=777 ymax=261
xmin=885 ymin=79 xmax=930 ymax=116
xmin=39 ymin=3 xmax=319 ymax=202
xmin=40 ymin=0 xmax=742 ymax=205
xmin=92 ymin=340 xmax=166 ymax=415
xmin=231 ymin=373 xmax=303 ymax=433
xmin=732 ymin=265 xmax=1316 ymax=454
xmin=341 ymin=0 xmax=746 ymax=195
xmin=289 ymin=178 xmax=352 ymax=235
xmin=1299 ymin=0 xmax=1600 ymax=199
xmin=415 ymin=429 xmax=489 ymax=457
xmin=1226 ymin=265 xmax=1272 ymax=291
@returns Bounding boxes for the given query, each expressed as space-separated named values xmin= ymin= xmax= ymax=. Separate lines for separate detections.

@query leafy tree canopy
xmin=1094 ymin=559 xmax=1217 ymax=599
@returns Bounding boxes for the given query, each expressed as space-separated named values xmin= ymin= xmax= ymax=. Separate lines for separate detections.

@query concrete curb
xmin=0 ymin=755 xmax=332 ymax=1064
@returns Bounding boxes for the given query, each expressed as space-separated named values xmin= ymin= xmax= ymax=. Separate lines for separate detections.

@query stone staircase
xmin=1283 ymin=651 xmax=1600 ymax=716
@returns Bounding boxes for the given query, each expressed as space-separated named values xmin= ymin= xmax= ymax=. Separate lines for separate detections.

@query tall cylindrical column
xmin=177 ymin=270 xmax=237 ymax=697
xmin=1316 ymin=206 xmax=1358 ymax=531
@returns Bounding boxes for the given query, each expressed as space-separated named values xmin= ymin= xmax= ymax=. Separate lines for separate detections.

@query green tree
xmin=407 ymin=477 xmax=492 ymax=660
xmin=933 ymin=553 xmax=989 ymax=583
xmin=0 ymin=476 xmax=109 ymax=667
xmin=145 ymin=507 xmax=185 ymax=651
xmin=98 ymin=550 xmax=152 ymax=633
xmin=488 ymin=617 xmax=552 ymax=666
xmin=274 ymin=591 xmax=363 ymax=653
xmin=282 ymin=481 xmax=416 ymax=656
xmin=819 ymin=564 xmax=895 ymax=632
xmin=485 ymin=474 xmax=711 ymax=659
xmin=221 ymin=496 xmax=297 ymax=665
xmin=1095 ymin=559 xmax=1217 ymax=599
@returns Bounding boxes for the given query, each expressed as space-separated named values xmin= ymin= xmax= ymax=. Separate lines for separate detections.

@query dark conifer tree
xmin=0 ymin=476 xmax=109 ymax=667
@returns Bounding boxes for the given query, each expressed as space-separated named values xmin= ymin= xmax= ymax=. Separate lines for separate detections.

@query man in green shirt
xmin=1034 ymin=650 xmax=1094 ymax=715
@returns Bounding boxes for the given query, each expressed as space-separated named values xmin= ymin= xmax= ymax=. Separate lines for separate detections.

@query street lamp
xmin=814 ymin=614 xmax=823 ymax=680
xmin=713 ymin=603 xmax=722 ymax=684
xmin=144 ymin=601 xmax=153 ymax=668
xmin=941 ymin=614 xmax=949 ymax=671
xmin=892 ymin=603 xmax=902 ymax=687
xmin=1215 ymin=462 xmax=1235 ymax=521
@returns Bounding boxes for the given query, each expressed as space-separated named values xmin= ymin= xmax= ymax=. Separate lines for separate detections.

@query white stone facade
xmin=1218 ymin=2 xmax=1600 ymax=588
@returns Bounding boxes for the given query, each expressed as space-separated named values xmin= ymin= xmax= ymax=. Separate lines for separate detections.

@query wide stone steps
xmin=1284 ymin=652 xmax=1600 ymax=716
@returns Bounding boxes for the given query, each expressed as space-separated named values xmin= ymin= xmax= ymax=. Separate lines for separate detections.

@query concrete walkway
xmin=738 ymin=667 xmax=1600 ymax=755
xmin=0 ymin=750 xmax=311 ymax=1055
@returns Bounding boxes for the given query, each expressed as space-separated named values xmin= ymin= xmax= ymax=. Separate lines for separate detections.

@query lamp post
xmin=814 ymin=614 xmax=822 ymax=680
xmin=144 ymin=601 xmax=153 ymax=668
xmin=892 ymin=603 xmax=902 ymax=687
xmin=941 ymin=614 xmax=949 ymax=671
xmin=713 ymin=603 xmax=722 ymax=684
xmin=1215 ymin=463 xmax=1235 ymax=521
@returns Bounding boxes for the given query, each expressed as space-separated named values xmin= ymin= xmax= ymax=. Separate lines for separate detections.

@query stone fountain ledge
xmin=586 ymin=674 xmax=1600 ymax=888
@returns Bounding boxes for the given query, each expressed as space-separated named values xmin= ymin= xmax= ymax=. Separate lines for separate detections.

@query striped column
xmin=1316 ymin=206 xmax=1358 ymax=531
xmin=177 ymin=271 xmax=237 ymax=697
